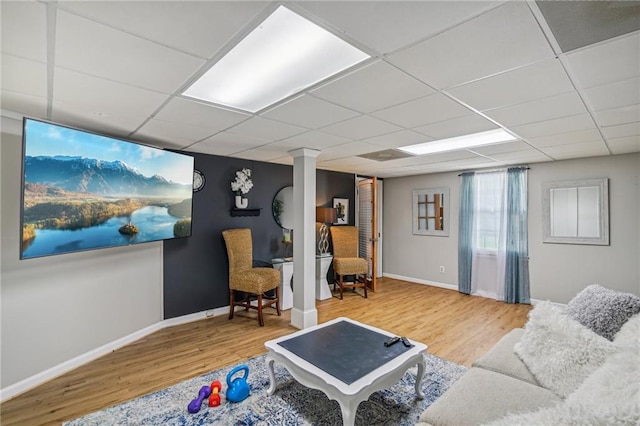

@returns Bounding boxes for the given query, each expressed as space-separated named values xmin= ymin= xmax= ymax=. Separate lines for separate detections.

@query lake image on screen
xmin=21 ymin=119 xmax=194 ymax=259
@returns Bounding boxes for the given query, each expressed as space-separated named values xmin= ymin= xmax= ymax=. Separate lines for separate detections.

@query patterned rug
xmin=64 ymin=353 xmax=466 ymax=426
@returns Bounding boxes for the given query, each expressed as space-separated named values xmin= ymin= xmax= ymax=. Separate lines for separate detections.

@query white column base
xmin=290 ymin=307 xmax=318 ymax=329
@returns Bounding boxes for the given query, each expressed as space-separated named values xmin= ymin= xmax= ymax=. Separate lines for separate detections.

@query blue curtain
xmin=504 ymin=167 xmax=530 ymax=304
xmin=458 ymin=172 xmax=475 ymax=295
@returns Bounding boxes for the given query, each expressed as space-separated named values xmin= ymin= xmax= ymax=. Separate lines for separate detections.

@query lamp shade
xmin=316 ymin=207 xmax=337 ymax=224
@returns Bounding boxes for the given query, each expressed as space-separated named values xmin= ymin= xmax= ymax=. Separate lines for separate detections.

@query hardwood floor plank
xmin=0 ymin=278 xmax=530 ymax=426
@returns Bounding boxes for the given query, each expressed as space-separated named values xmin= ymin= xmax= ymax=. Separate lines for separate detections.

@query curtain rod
xmin=458 ymin=166 xmax=530 ymax=176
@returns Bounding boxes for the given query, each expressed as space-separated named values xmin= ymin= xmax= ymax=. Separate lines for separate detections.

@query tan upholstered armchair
xmin=222 ymin=228 xmax=280 ymax=326
xmin=330 ymin=226 xmax=369 ymax=299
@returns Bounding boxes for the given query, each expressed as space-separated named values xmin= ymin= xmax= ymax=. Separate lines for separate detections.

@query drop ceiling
xmin=1 ymin=1 xmax=639 ymax=178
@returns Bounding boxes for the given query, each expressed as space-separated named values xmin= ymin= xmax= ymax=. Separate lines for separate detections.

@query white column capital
xmin=288 ymin=148 xmax=321 ymax=159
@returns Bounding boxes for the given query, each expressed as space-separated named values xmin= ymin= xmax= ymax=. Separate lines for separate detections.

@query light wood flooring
xmin=0 ymin=277 xmax=531 ymax=426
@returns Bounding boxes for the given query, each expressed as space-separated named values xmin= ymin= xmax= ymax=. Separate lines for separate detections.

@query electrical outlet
xmin=439 ymin=266 xmax=445 ymax=273
xmin=205 ymin=310 xmax=215 ymax=318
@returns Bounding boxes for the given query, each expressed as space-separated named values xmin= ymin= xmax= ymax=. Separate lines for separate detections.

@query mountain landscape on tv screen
xmin=21 ymin=155 xmax=193 ymax=259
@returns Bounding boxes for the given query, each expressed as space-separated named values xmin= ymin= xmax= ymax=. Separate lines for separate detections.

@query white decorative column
xmin=288 ymin=148 xmax=320 ymax=329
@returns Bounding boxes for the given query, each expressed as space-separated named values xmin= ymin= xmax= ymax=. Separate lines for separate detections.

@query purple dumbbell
xmin=188 ymin=385 xmax=212 ymax=413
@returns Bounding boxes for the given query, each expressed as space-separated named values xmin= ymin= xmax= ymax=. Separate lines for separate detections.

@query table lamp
xmin=316 ymin=207 xmax=337 ymax=256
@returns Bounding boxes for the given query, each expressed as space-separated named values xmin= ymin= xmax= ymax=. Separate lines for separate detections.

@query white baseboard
xmin=530 ymin=298 xmax=567 ymax=308
xmin=0 ymin=306 xmax=230 ymax=403
xmin=382 ymin=273 xmax=458 ymax=291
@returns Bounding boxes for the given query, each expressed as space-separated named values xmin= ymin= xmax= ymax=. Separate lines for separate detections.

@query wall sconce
xmin=316 ymin=207 xmax=337 ymax=256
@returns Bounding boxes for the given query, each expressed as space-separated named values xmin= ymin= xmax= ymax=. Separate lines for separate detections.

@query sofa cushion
xmin=472 ymin=328 xmax=539 ymax=386
xmin=514 ymin=301 xmax=616 ymax=398
xmin=482 ymin=338 xmax=640 ymax=426
xmin=566 ymin=284 xmax=640 ymax=340
xmin=419 ymin=367 xmax=561 ymax=426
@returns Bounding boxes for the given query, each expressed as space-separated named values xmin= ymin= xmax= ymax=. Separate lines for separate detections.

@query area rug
xmin=64 ymin=353 xmax=466 ymax=426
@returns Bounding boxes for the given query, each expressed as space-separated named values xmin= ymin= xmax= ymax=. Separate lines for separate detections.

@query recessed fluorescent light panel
xmin=182 ymin=6 xmax=370 ymax=113
xmin=397 ymin=129 xmax=518 ymax=155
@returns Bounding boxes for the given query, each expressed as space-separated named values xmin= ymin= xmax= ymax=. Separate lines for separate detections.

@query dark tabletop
xmin=277 ymin=320 xmax=411 ymax=385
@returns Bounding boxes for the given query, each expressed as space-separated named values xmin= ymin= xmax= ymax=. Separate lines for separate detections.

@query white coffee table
xmin=264 ymin=317 xmax=427 ymax=426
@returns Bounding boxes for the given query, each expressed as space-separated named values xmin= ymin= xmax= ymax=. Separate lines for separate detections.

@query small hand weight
xmin=187 ymin=385 xmax=212 ymax=413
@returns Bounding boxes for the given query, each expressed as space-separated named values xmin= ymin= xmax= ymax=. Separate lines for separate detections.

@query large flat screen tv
xmin=20 ymin=118 xmax=195 ymax=259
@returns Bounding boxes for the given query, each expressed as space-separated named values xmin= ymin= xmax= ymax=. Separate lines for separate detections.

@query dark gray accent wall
xmin=163 ymin=152 xmax=355 ymax=319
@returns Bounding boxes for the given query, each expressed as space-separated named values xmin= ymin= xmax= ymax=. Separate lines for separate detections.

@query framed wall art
xmin=412 ymin=188 xmax=450 ymax=236
xmin=332 ymin=198 xmax=349 ymax=225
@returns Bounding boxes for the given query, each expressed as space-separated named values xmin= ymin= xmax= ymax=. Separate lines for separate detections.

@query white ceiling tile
xmin=414 ymin=114 xmax=498 ymax=139
xmin=487 ymin=151 xmax=551 ymax=164
xmin=361 ymin=130 xmax=431 ymax=149
xmin=565 ymin=32 xmax=640 ymax=89
xmin=316 ymin=141 xmax=380 ymax=161
xmin=448 ymin=58 xmax=574 ymax=111
xmin=469 ymin=141 xmax=534 ymax=155
xmin=583 ymin=77 xmax=640 ymax=112
xmin=262 ymin=95 xmax=359 ymax=129
xmin=190 ymin=132 xmax=270 ymax=156
xmin=270 ymin=156 xmax=294 ymax=166
xmin=295 ymin=1 xmax=504 ymax=54
xmin=484 ymin=92 xmax=588 ymax=127
xmin=1 ymin=90 xmax=47 ymax=118
xmin=601 ymin=122 xmax=640 ymax=139
xmin=402 ymin=150 xmax=479 ymax=166
xmin=54 ymin=68 xmax=169 ymax=118
xmin=594 ymin=105 xmax=640 ymax=127
xmin=55 ymin=10 xmax=205 ymax=94
xmin=1 ymin=1 xmax=47 ymax=62
xmin=51 ymin=99 xmax=148 ymax=138
xmin=275 ymin=131 xmax=350 ymax=150
xmin=511 ymin=114 xmax=596 ymax=139
xmin=372 ymin=93 xmax=472 ymax=128
xmin=311 ymin=60 xmax=435 ymax=113
xmin=58 ymin=1 xmax=265 ymax=59
xmin=226 ymin=117 xmax=307 ymax=141
xmin=607 ymin=135 xmax=640 ymax=155
xmin=388 ymin=2 xmax=554 ymax=89
xmin=318 ymin=156 xmax=376 ymax=171
xmin=542 ymin=141 xmax=610 ymax=159
xmin=231 ymin=144 xmax=290 ymax=162
xmin=1 ymin=54 xmax=47 ymax=98
xmin=320 ymin=115 xmax=401 ymax=140
xmin=438 ymin=157 xmax=504 ymax=170
xmin=480 ymin=148 xmax=550 ymax=163
xmin=134 ymin=119 xmax=216 ymax=147
xmin=155 ymin=97 xmax=250 ymax=131
xmin=526 ymin=128 xmax=604 ymax=148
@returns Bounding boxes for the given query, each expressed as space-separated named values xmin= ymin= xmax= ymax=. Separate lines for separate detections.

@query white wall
xmin=1 ymin=116 xmax=164 ymax=389
xmin=383 ymin=153 xmax=640 ymax=303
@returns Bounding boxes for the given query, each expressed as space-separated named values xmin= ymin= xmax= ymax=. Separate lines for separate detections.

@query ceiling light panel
xmin=398 ymin=129 xmax=518 ymax=155
xmin=183 ymin=6 xmax=370 ymax=113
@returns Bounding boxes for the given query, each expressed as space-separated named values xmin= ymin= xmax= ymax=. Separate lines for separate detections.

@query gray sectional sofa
xmin=417 ymin=328 xmax=561 ymax=425
xmin=417 ymin=284 xmax=640 ymax=426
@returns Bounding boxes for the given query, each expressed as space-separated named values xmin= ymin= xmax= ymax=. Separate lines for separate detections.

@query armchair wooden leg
xmin=363 ymin=276 xmax=368 ymax=298
xmin=275 ymin=286 xmax=281 ymax=317
xmin=339 ymin=274 xmax=344 ymax=300
xmin=229 ymin=289 xmax=235 ymax=320
xmin=257 ymin=294 xmax=264 ymax=327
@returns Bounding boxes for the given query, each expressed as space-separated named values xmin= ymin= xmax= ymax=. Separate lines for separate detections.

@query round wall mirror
xmin=273 ymin=186 xmax=294 ymax=230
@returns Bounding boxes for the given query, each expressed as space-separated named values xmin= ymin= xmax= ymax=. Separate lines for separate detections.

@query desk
xmin=272 ymin=259 xmax=293 ymax=310
xmin=316 ymin=255 xmax=333 ymax=300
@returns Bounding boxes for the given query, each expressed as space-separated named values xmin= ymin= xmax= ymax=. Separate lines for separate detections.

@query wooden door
xmin=357 ymin=177 xmax=377 ymax=292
